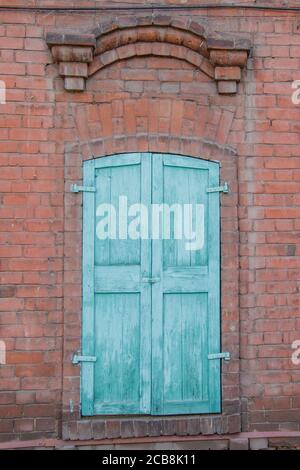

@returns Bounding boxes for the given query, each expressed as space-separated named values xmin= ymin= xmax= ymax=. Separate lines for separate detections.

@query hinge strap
xmin=208 ymin=352 xmax=231 ymax=361
xmin=70 ymin=184 xmax=96 ymax=193
xmin=72 ymin=354 xmax=97 ymax=365
xmin=206 ymin=182 xmax=229 ymax=193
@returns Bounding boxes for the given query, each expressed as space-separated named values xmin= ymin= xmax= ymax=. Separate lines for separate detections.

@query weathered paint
xmin=81 ymin=153 xmax=221 ymax=416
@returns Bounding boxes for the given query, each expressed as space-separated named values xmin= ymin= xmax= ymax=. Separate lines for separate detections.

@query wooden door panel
xmin=81 ymin=153 xmax=221 ymax=416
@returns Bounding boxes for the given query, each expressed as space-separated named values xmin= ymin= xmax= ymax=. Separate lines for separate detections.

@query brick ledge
xmin=1 ymin=432 xmax=300 ymax=450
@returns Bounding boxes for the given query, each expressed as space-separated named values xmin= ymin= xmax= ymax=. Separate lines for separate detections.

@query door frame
xmin=62 ymin=150 xmax=240 ymax=440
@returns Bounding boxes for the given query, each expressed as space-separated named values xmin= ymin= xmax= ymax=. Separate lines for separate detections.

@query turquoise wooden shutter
xmin=81 ymin=154 xmax=152 ymax=415
xmin=81 ymin=153 xmax=221 ymax=416
xmin=151 ymin=154 xmax=221 ymax=414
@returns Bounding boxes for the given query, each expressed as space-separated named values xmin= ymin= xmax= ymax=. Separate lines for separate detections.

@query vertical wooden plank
xmin=94 ymin=167 xmax=111 ymax=266
xmin=81 ymin=158 xmax=96 ymax=416
xmin=207 ymin=161 xmax=221 ymax=412
xmin=109 ymin=163 xmax=141 ymax=265
xmin=139 ymin=153 xmax=152 ymax=414
xmin=151 ymin=153 xmax=164 ymax=414
xmin=122 ymin=294 xmax=141 ymax=405
xmin=94 ymin=293 xmax=141 ymax=409
xmin=95 ymin=294 xmax=121 ymax=404
xmin=162 ymin=293 xmax=208 ymax=411
xmin=163 ymin=294 xmax=183 ymax=402
xmin=182 ymin=293 xmax=206 ymax=402
xmin=163 ymin=162 xmax=208 ymax=268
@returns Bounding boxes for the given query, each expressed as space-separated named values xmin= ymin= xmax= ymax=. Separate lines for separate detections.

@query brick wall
xmin=0 ymin=1 xmax=300 ymax=442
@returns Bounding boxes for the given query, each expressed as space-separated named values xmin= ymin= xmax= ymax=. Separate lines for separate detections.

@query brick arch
xmin=72 ymin=98 xmax=236 ymax=161
xmin=46 ymin=15 xmax=251 ymax=93
xmin=89 ymin=17 xmax=212 ymax=78
xmin=89 ymin=43 xmax=214 ymax=80
xmin=93 ymin=15 xmax=208 ymax=49
xmin=93 ymin=19 xmax=208 ymax=56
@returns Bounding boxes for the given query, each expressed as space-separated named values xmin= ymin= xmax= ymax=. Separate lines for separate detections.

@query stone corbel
xmin=46 ymin=33 xmax=96 ymax=91
xmin=207 ymin=38 xmax=251 ymax=94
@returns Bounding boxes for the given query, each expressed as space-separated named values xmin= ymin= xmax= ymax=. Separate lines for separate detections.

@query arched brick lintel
xmin=74 ymin=98 xmax=236 ymax=158
xmin=94 ymin=24 xmax=208 ymax=58
xmin=70 ymin=99 xmax=237 ymax=161
xmin=46 ymin=16 xmax=251 ymax=94
xmin=92 ymin=15 xmax=208 ymax=45
xmin=69 ymin=135 xmax=237 ymax=169
xmin=88 ymin=43 xmax=215 ymax=81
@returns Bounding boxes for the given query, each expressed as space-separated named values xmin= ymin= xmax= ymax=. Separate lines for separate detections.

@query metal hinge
xmin=208 ymin=352 xmax=231 ymax=361
xmin=70 ymin=184 xmax=96 ymax=193
xmin=72 ymin=354 xmax=97 ymax=365
xmin=206 ymin=182 xmax=229 ymax=194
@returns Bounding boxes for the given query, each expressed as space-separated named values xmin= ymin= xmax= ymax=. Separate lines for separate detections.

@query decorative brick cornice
xmin=46 ymin=33 xmax=95 ymax=91
xmin=46 ymin=17 xmax=251 ymax=94
xmin=207 ymin=37 xmax=251 ymax=94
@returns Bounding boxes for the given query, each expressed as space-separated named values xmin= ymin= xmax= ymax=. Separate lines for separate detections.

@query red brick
xmin=8 ymin=259 xmax=48 ymax=272
xmin=0 ymin=405 xmax=23 ymax=418
xmin=35 ymin=418 xmax=56 ymax=432
xmin=16 ymin=51 xmax=50 ymax=63
xmin=217 ymin=80 xmax=237 ymax=94
xmin=0 ymin=379 xmax=20 ymax=392
xmin=23 ymin=404 xmax=56 ymax=418
xmin=15 ymin=338 xmax=56 ymax=351
xmin=265 ymin=208 xmax=300 ymax=219
xmin=59 ymin=62 xmax=88 ymax=78
xmin=14 ymin=419 xmax=34 ymax=432
xmin=9 ymin=128 xmax=48 ymax=141
xmin=0 ymin=63 xmax=26 ymax=75
xmin=15 ymin=364 xmax=55 ymax=378
xmin=7 ymin=352 xmax=44 ymax=365
xmin=64 ymin=77 xmax=85 ymax=91
xmin=6 ymin=25 xmax=26 ymax=38
xmin=16 ymin=392 xmax=36 ymax=405
xmin=24 ymin=38 xmax=47 ymax=51
xmin=0 ymin=298 xmax=24 ymax=312
xmin=0 ymin=420 xmax=14 ymax=433
xmin=215 ymin=66 xmax=241 ymax=81
xmin=0 ymin=37 xmax=24 ymax=49
xmin=0 ymin=393 xmax=15 ymax=405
